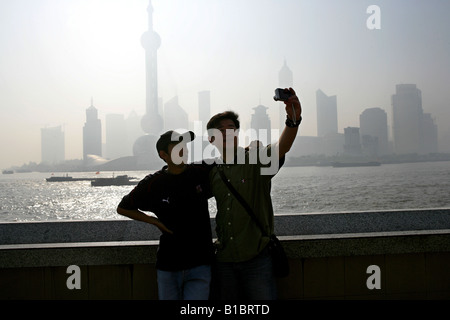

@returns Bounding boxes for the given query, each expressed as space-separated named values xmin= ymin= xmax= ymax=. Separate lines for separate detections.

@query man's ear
xmin=159 ymin=150 xmax=168 ymax=162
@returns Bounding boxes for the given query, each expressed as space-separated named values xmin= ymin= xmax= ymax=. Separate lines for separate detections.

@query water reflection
xmin=1 ymin=162 xmax=450 ymax=222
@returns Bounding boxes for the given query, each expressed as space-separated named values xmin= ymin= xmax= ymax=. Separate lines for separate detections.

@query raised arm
xmin=277 ymin=88 xmax=302 ymax=158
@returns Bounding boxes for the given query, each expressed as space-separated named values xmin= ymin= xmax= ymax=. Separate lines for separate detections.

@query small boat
xmin=332 ymin=161 xmax=381 ymax=168
xmin=91 ymin=175 xmax=138 ymax=187
xmin=46 ymin=175 xmax=95 ymax=182
xmin=2 ymin=170 xmax=14 ymax=174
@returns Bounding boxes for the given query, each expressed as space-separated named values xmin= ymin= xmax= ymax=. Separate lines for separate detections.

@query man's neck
xmin=166 ymin=163 xmax=187 ymax=175
xmin=221 ymin=145 xmax=239 ymax=164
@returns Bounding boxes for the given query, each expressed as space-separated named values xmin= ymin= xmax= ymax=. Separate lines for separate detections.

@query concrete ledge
xmin=2 ymin=230 xmax=449 ymax=269
xmin=275 ymin=208 xmax=450 ymax=236
xmin=1 ymin=208 xmax=450 ymax=245
xmin=0 ymin=220 xmax=161 ymax=244
xmin=0 ymin=241 xmax=158 ymax=269
xmin=283 ymin=229 xmax=450 ymax=258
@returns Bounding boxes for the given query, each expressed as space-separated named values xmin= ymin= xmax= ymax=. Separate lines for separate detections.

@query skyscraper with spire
xmin=132 ymin=0 xmax=164 ymax=168
xmin=83 ymin=98 xmax=102 ymax=161
xmin=140 ymin=0 xmax=163 ymax=135
xmin=278 ymin=60 xmax=293 ymax=131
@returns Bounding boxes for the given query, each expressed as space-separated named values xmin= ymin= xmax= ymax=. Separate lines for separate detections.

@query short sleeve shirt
xmin=210 ymin=145 xmax=284 ymax=263
xmin=118 ymin=163 xmax=214 ymax=271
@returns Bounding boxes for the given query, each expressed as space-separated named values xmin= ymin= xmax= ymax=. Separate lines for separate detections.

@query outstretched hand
xmin=148 ymin=216 xmax=174 ymax=235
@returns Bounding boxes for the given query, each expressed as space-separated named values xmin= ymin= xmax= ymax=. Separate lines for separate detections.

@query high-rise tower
xmin=133 ymin=0 xmax=164 ymax=168
xmin=359 ymin=107 xmax=388 ymax=156
xmin=278 ymin=60 xmax=293 ymax=131
xmin=392 ymin=84 xmax=438 ymax=155
xmin=41 ymin=126 xmax=65 ymax=164
xmin=316 ymin=89 xmax=338 ymax=137
xmin=251 ymin=105 xmax=271 ymax=145
xmin=140 ymin=0 xmax=163 ymax=135
xmin=82 ymin=99 xmax=102 ymax=160
xmin=392 ymin=84 xmax=423 ymax=154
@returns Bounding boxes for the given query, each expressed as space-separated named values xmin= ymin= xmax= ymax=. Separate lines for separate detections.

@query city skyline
xmin=1 ymin=0 xmax=450 ymax=169
xmin=39 ymin=80 xmax=439 ymax=168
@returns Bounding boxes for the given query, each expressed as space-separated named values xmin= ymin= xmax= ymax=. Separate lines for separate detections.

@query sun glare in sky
xmin=66 ymin=1 xmax=145 ymax=72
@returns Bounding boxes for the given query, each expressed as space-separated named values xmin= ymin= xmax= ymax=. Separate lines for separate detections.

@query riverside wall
xmin=1 ymin=208 xmax=450 ymax=299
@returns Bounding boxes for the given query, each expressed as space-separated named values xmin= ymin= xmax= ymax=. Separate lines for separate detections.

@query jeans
xmin=157 ymin=264 xmax=212 ymax=300
xmin=215 ymin=248 xmax=276 ymax=300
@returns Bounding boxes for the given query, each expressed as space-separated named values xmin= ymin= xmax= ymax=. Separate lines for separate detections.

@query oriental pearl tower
xmin=133 ymin=0 xmax=164 ymax=168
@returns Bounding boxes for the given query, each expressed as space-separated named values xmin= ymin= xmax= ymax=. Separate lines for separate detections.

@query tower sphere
xmin=141 ymin=30 xmax=161 ymax=51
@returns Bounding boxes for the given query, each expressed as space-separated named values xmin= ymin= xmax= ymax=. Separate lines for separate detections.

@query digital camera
xmin=273 ymin=88 xmax=292 ymax=101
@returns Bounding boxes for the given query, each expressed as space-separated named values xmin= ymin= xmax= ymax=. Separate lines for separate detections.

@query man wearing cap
xmin=117 ymin=130 xmax=214 ymax=300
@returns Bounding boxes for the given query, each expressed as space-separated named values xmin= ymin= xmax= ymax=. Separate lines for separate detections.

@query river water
xmin=1 ymin=161 xmax=449 ymax=222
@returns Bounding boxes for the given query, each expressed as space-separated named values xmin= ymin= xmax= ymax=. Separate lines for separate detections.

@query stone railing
xmin=1 ymin=208 xmax=449 ymax=299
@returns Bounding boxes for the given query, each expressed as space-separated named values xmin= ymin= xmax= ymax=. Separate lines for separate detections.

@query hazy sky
xmin=1 ymin=0 xmax=449 ymax=169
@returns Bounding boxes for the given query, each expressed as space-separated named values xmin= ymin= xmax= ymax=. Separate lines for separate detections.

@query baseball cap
xmin=156 ymin=130 xmax=195 ymax=153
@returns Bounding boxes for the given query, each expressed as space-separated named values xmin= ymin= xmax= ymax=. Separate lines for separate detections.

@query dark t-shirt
xmin=118 ymin=163 xmax=214 ymax=271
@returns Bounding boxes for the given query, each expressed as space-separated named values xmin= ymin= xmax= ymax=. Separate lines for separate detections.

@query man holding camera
xmin=207 ymin=87 xmax=302 ymax=299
